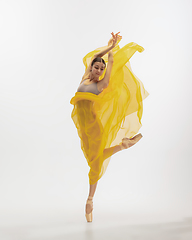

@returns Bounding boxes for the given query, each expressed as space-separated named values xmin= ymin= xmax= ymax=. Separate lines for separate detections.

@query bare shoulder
xmin=81 ymin=74 xmax=90 ymax=83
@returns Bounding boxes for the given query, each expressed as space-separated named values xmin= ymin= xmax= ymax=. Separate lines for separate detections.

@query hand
xmin=108 ymin=32 xmax=122 ymax=47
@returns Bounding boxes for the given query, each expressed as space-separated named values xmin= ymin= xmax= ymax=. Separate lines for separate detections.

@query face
xmin=91 ymin=61 xmax=105 ymax=77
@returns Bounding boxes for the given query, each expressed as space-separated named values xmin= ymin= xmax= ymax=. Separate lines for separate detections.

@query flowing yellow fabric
xmin=70 ymin=41 xmax=149 ymax=185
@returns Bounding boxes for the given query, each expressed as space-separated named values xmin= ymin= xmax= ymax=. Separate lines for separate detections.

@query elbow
xmin=94 ymin=53 xmax=101 ymax=58
xmin=108 ymin=58 xmax=114 ymax=65
xmin=108 ymin=54 xmax=113 ymax=63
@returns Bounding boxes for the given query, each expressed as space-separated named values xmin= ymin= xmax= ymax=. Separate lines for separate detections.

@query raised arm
xmin=96 ymin=50 xmax=113 ymax=90
xmin=97 ymin=32 xmax=122 ymax=90
xmin=94 ymin=45 xmax=114 ymax=58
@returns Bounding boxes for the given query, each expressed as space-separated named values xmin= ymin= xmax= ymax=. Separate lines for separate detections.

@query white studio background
xmin=0 ymin=0 xmax=192 ymax=222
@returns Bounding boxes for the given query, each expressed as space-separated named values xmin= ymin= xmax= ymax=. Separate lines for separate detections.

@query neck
xmin=89 ymin=72 xmax=99 ymax=82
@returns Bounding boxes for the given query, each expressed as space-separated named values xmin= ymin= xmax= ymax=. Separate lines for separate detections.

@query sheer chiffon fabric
xmin=70 ymin=40 xmax=149 ymax=185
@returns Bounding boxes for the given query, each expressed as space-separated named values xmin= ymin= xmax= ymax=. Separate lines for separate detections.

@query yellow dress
xmin=70 ymin=40 xmax=149 ymax=185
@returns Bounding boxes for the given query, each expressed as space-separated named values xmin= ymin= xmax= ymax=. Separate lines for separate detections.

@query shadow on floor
xmin=0 ymin=214 xmax=192 ymax=240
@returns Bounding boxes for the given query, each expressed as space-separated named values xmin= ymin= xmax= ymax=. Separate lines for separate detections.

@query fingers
xmin=111 ymin=32 xmax=115 ymax=38
xmin=110 ymin=32 xmax=122 ymax=47
xmin=111 ymin=31 xmax=122 ymax=40
xmin=115 ymin=32 xmax=122 ymax=40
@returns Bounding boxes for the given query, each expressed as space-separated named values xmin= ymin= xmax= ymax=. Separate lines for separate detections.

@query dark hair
xmin=91 ymin=57 xmax=106 ymax=67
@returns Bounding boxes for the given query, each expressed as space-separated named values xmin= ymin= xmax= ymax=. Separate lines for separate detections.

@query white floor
xmin=1 ymin=209 xmax=192 ymax=240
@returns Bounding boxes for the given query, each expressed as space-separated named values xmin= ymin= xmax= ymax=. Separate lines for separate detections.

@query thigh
xmin=77 ymin=100 xmax=104 ymax=161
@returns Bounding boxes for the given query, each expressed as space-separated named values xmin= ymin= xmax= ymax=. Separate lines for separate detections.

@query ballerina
xmin=70 ymin=32 xmax=148 ymax=222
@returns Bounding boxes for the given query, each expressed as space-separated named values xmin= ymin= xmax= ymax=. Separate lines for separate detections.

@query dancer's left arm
xmin=97 ymin=50 xmax=113 ymax=91
xmin=97 ymin=32 xmax=121 ymax=90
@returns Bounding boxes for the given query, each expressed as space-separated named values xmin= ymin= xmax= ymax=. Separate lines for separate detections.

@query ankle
xmin=119 ymin=143 xmax=125 ymax=150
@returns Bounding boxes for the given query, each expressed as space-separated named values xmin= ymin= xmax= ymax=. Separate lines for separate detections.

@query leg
xmin=88 ymin=181 xmax=98 ymax=198
xmin=86 ymin=145 xmax=121 ymax=215
xmin=103 ymin=133 xmax=143 ymax=160
xmin=102 ymin=141 xmax=133 ymax=161
xmin=85 ymin=133 xmax=142 ymax=220
xmin=103 ymin=145 xmax=122 ymax=160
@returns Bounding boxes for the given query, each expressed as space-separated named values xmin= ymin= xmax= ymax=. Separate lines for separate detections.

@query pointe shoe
xmin=120 ymin=133 xmax=143 ymax=150
xmin=85 ymin=196 xmax=93 ymax=222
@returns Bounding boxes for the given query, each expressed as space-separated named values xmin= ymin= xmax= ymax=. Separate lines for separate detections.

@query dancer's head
xmin=91 ymin=57 xmax=106 ymax=77
xmin=91 ymin=57 xmax=106 ymax=67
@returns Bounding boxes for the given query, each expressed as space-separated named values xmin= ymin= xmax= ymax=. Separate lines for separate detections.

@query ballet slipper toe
xmin=85 ymin=211 xmax=93 ymax=222
xmin=85 ymin=196 xmax=93 ymax=222
xmin=120 ymin=133 xmax=143 ymax=149
xmin=130 ymin=133 xmax=143 ymax=141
